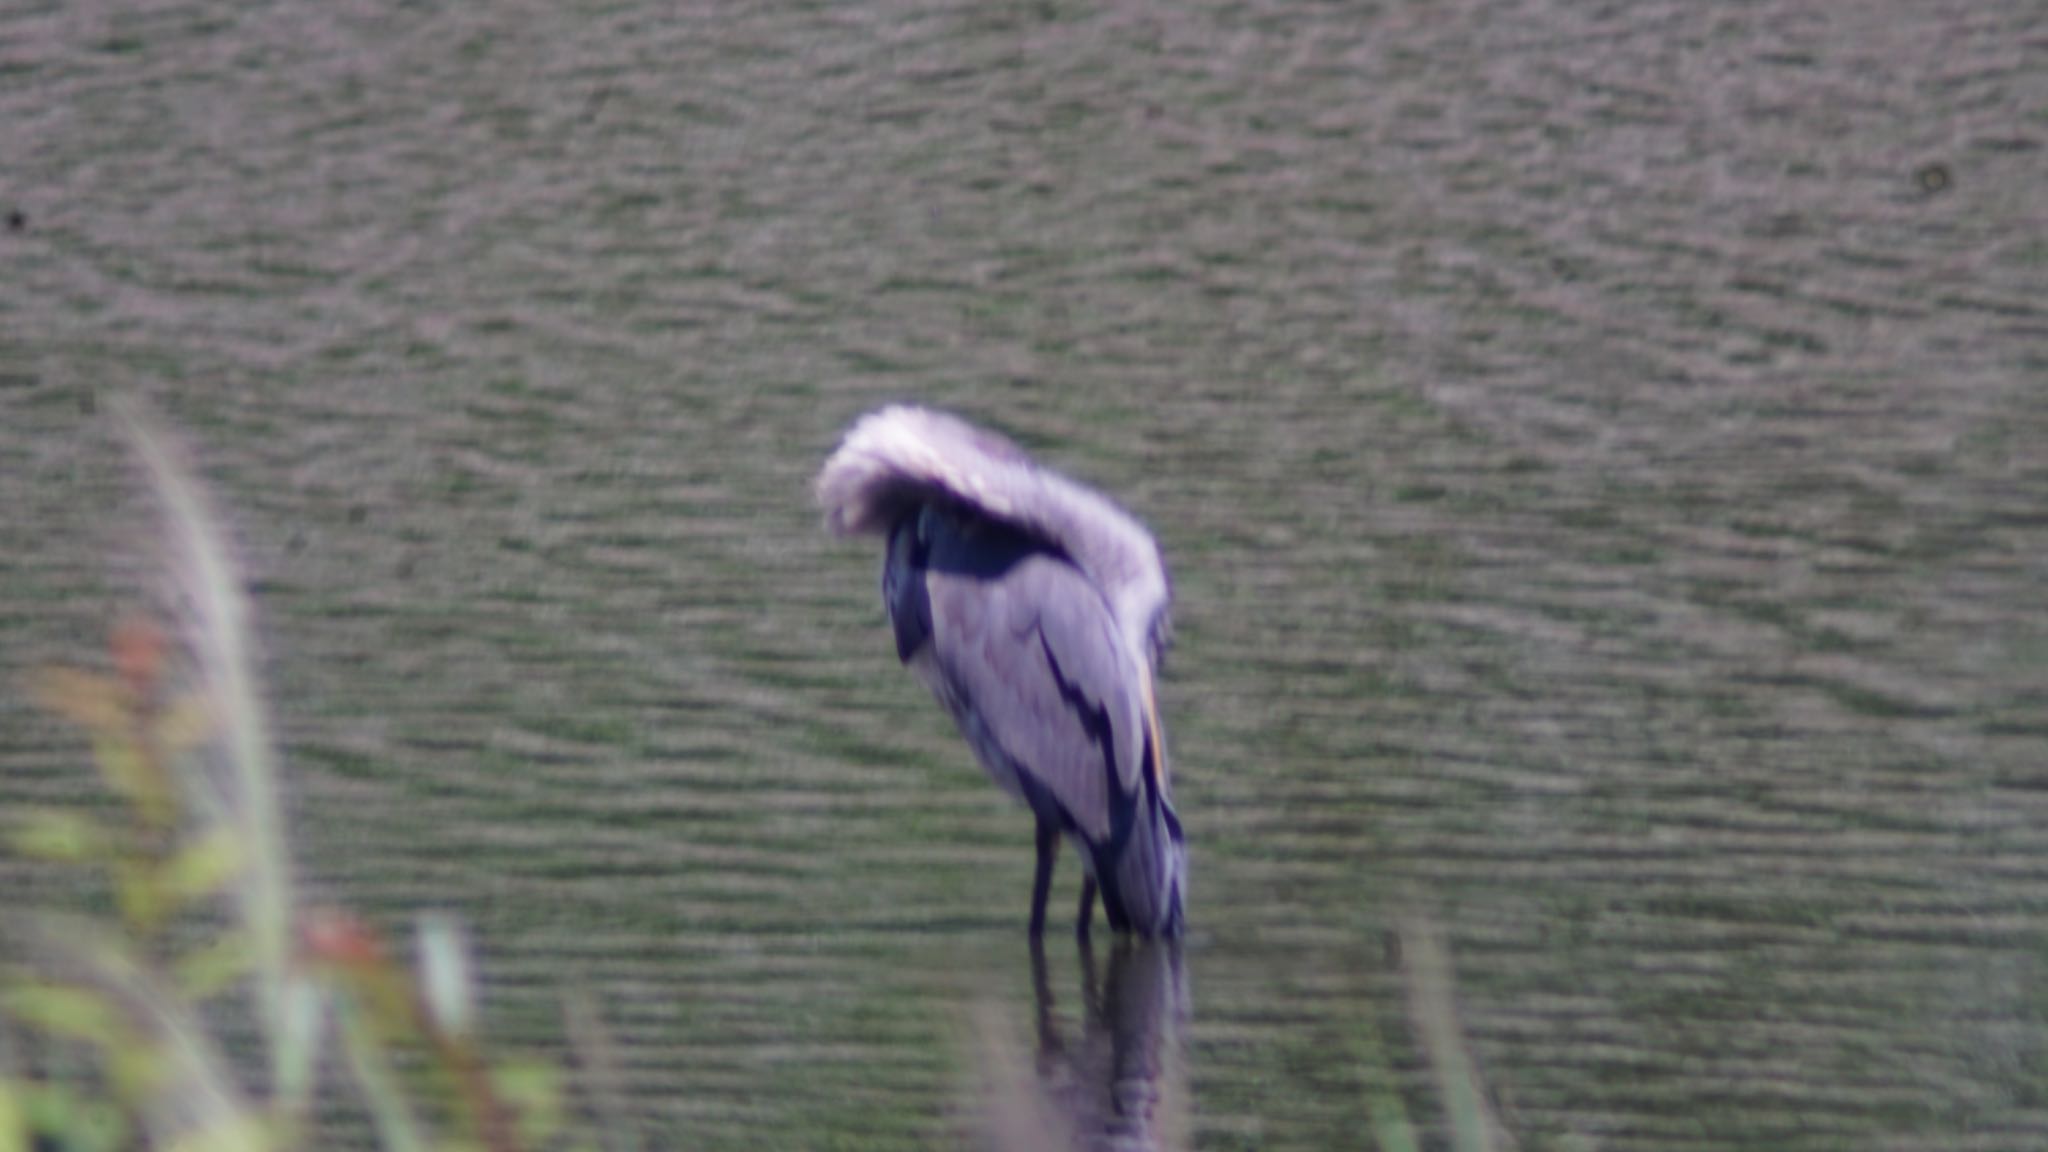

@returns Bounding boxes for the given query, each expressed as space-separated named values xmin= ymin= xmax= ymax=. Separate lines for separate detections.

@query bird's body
xmin=819 ymin=407 xmax=1186 ymax=938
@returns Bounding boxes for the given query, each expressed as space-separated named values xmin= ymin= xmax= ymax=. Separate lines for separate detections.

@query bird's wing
xmin=926 ymin=552 xmax=1152 ymax=846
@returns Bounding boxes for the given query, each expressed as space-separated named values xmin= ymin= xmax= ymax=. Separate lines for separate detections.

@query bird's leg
xmin=1078 ymin=928 xmax=1103 ymax=1016
xmin=1076 ymin=876 xmax=1097 ymax=940
xmin=1029 ymin=818 xmax=1059 ymax=938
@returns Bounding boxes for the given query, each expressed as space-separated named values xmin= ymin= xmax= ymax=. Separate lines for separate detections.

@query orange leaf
xmin=112 ymin=616 xmax=166 ymax=700
xmin=301 ymin=909 xmax=390 ymax=970
xmin=31 ymin=669 xmax=131 ymax=733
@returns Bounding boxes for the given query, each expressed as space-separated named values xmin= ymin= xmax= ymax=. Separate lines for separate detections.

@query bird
xmin=817 ymin=406 xmax=1186 ymax=938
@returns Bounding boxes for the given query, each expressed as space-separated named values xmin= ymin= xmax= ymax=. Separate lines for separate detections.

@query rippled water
xmin=3 ymin=0 xmax=2044 ymax=1148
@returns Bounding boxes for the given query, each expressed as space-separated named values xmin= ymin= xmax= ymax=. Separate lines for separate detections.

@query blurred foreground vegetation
xmin=1 ymin=404 xmax=616 ymax=1152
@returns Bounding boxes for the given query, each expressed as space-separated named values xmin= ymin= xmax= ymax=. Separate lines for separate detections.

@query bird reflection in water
xmin=1002 ymin=937 xmax=1189 ymax=1152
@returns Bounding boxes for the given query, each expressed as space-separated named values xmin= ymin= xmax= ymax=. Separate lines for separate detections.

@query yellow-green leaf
xmin=105 ymin=1044 xmax=174 ymax=1115
xmin=8 ymin=1080 xmax=129 ymax=1152
xmin=112 ymin=859 xmax=168 ymax=936
xmin=174 ymin=931 xmax=255 ymax=1003
xmin=0 ymin=1078 xmax=25 ymax=1152
xmin=161 ymin=829 xmax=245 ymax=906
xmin=10 ymin=810 xmax=108 ymax=864
xmin=3 ymin=985 xmax=126 ymax=1049
xmin=493 ymin=1058 xmax=563 ymax=1146
xmin=93 ymin=734 xmax=176 ymax=832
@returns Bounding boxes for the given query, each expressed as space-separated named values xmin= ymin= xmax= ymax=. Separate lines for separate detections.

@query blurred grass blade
xmin=338 ymin=1010 xmax=430 ymax=1152
xmin=415 ymin=914 xmax=473 ymax=1040
xmin=1401 ymin=916 xmax=1512 ymax=1152
xmin=564 ymin=991 xmax=639 ymax=1152
xmin=1349 ymin=1001 xmax=1418 ymax=1152
xmin=110 ymin=398 xmax=318 ymax=1107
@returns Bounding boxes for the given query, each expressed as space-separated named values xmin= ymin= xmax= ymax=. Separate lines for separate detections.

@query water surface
xmin=3 ymin=1 xmax=2045 ymax=1147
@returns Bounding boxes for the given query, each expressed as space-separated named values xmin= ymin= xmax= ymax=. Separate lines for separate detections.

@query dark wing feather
xmin=924 ymin=550 xmax=1148 ymax=845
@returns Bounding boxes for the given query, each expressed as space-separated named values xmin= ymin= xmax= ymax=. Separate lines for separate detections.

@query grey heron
xmin=818 ymin=406 xmax=1186 ymax=938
